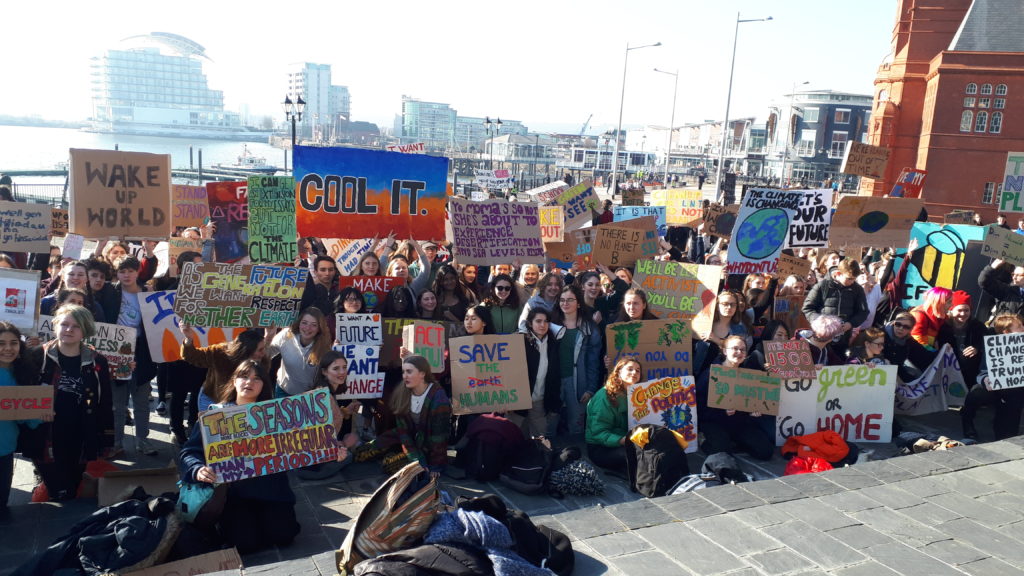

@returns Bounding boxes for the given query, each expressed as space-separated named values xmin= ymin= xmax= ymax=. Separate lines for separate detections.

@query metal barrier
xmin=12 ymin=184 xmax=67 ymax=207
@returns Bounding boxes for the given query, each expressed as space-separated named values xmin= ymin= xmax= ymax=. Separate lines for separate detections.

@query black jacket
xmin=979 ymin=264 xmax=1024 ymax=317
xmin=936 ymin=318 xmax=989 ymax=386
xmin=802 ymin=276 xmax=869 ymax=327
xmin=522 ymin=331 xmax=562 ymax=414
xmin=98 ymin=282 xmax=157 ymax=386
xmin=883 ymin=324 xmax=937 ymax=382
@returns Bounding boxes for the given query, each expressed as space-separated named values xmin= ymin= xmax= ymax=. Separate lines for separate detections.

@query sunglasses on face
xmin=495 ymin=285 xmax=512 ymax=292
xmin=894 ymin=322 xmax=913 ymax=330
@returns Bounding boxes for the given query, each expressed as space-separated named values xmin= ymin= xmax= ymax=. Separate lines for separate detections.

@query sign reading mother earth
xmin=69 ymin=148 xmax=171 ymax=239
xmin=200 ymin=388 xmax=340 ymax=483
xmin=727 ymin=188 xmax=803 ymax=275
xmin=448 ymin=197 xmax=545 ymax=265
xmin=293 ymin=145 xmax=449 ymax=239
xmin=174 ymin=262 xmax=308 ymax=328
xmin=449 ymin=334 xmax=531 ymax=415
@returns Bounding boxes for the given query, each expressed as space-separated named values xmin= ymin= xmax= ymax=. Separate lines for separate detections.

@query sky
xmin=3 ymin=0 xmax=898 ymax=133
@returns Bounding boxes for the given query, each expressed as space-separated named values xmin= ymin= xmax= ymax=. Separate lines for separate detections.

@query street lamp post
xmin=282 ymin=94 xmax=305 ymax=172
xmin=611 ymin=41 xmax=661 ymax=197
xmin=714 ymin=13 xmax=772 ymax=202
xmin=485 ymin=116 xmax=502 ymax=170
xmin=779 ymin=81 xmax=809 ymax=188
xmin=654 ymin=68 xmax=678 ymax=188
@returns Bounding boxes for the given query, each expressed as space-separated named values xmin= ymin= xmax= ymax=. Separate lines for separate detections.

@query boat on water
xmin=212 ymin=144 xmax=279 ymax=173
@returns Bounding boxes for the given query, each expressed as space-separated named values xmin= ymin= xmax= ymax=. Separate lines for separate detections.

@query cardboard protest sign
xmin=785 ymin=189 xmax=833 ymax=249
xmin=981 ymin=225 xmax=1024 ymax=266
xmin=51 ymin=208 xmax=69 ymax=237
xmin=727 ymin=188 xmax=803 ymax=275
xmin=403 ymin=321 xmax=446 ymax=373
xmin=167 ymin=237 xmax=203 ymax=277
xmin=708 ymin=365 xmax=781 ymax=415
xmin=621 ymin=188 xmax=644 ymax=206
xmin=703 ymin=203 xmax=738 ymax=239
xmin=450 ymin=334 xmax=531 ymax=414
xmin=606 ymin=319 xmax=693 ymax=381
xmin=544 ymin=238 xmax=578 ymax=270
xmin=840 ymin=141 xmax=890 ymax=179
xmin=294 ymin=146 xmax=449 ymax=239
xmin=549 ymin=180 xmax=598 ymax=232
xmin=943 ymin=210 xmax=975 ymax=225
xmin=61 ymin=233 xmax=85 ymax=260
xmin=614 ymin=205 xmax=667 ymax=237
xmin=893 ymin=223 xmax=987 ymax=309
xmin=139 ymin=290 xmax=246 ymax=363
xmin=448 ymin=197 xmax=545 ymax=265
xmin=1002 ymin=152 xmax=1024 ymax=213
xmin=539 ymin=205 xmax=564 ymax=242
xmin=984 ymin=333 xmax=1024 ymax=390
xmin=247 ymin=175 xmax=297 ymax=264
xmin=571 ymin=216 xmax=657 ymax=270
xmin=829 ymin=196 xmax=923 ymax=249
xmin=474 ymin=168 xmax=513 ymax=189
xmin=0 ymin=201 xmax=50 ymax=252
xmin=123 ymin=547 xmax=241 ymax=576
xmin=170 ymin=184 xmax=209 ymax=230
xmin=337 ymin=276 xmax=402 ymax=311
xmin=38 ymin=315 xmax=137 ymax=379
xmin=199 ymin=388 xmax=339 ymax=482
xmin=321 ymin=238 xmax=375 ymax=275
xmin=98 ymin=464 xmax=178 ymax=507
xmin=206 ymin=181 xmax=249 ymax=263
xmin=652 ymin=188 xmax=703 ymax=226
xmin=889 ymin=167 xmax=927 ymax=198
xmin=69 ymin=149 xmax=171 ymax=239
xmin=335 ymin=313 xmax=383 ymax=346
xmin=763 ymin=340 xmax=816 ymax=380
xmin=627 ymin=376 xmax=699 ymax=453
xmin=776 ymin=253 xmax=811 ymax=280
xmin=895 ymin=344 xmax=967 ymax=415
xmin=525 ymin=181 xmax=569 ymax=204
xmin=0 ymin=269 xmax=40 ymax=332
xmin=0 ymin=386 xmax=53 ymax=420
xmin=633 ymin=258 xmax=720 ymax=318
xmin=591 ymin=224 xmax=658 ymax=268
xmin=331 ymin=343 xmax=384 ymax=399
xmin=174 ymin=262 xmax=307 ymax=328
xmin=772 ymin=294 xmax=810 ymax=334
xmin=381 ymin=317 xmax=416 ymax=369
xmin=816 ymin=364 xmax=897 ymax=442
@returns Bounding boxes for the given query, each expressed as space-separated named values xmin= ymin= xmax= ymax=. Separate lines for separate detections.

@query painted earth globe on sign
xmin=735 ymin=208 xmax=789 ymax=259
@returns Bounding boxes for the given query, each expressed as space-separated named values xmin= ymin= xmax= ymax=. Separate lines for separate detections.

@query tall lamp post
xmin=282 ymin=94 xmax=305 ymax=172
xmin=779 ymin=81 xmax=809 ymax=188
xmin=485 ymin=116 xmax=502 ymax=170
xmin=714 ymin=13 xmax=771 ymax=202
xmin=654 ymin=67 xmax=678 ymax=188
xmin=611 ymin=41 xmax=661 ymax=197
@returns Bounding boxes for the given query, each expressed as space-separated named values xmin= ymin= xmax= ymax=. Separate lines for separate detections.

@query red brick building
xmin=861 ymin=0 xmax=1024 ymax=221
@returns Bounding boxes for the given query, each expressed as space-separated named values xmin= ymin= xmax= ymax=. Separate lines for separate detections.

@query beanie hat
xmin=951 ymin=290 xmax=972 ymax=310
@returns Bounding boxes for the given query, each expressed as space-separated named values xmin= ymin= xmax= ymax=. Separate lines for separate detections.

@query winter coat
xmin=98 ymin=282 xmax=157 ymax=385
xmin=585 ymin=388 xmax=628 ymax=448
xmin=802 ymin=276 xmax=869 ymax=327
xmin=557 ymin=317 xmax=602 ymax=397
xmin=979 ymin=265 xmax=1024 ymax=317
xmin=522 ymin=331 xmax=562 ymax=414
xmin=882 ymin=324 xmax=937 ymax=382
xmin=936 ymin=318 xmax=989 ymax=386
xmin=371 ymin=384 xmax=451 ymax=472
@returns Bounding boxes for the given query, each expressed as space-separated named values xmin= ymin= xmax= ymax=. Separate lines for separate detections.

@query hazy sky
xmin=4 ymin=0 xmax=898 ymax=133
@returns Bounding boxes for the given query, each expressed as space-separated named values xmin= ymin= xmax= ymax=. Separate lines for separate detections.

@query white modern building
xmin=286 ymin=62 xmax=351 ymax=140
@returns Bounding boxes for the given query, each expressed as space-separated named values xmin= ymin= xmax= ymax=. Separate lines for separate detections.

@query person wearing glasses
xmin=799 ymin=315 xmax=847 ymax=367
xmin=937 ymin=291 xmax=988 ymax=439
xmin=880 ymin=311 xmax=937 ymax=383
xmin=847 ymin=327 xmax=890 ymax=366
xmin=335 ymin=287 xmax=367 ymax=314
xmin=552 ymin=285 xmax=602 ymax=436
xmin=695 ymin=335 xmax=774 ymax=460
xmin=483 ymin=274 xmax=523 ymax=334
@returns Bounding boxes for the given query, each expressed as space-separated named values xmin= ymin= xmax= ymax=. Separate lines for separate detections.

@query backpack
xmin=499 ymin=437 xmax=554 ymax=495
xmin=456 ymin=414 xmax=523 ymax=482
xmin=669 ymin=452 xmax=749 ymax=494
xmin=626 ymin=424 xmax=691 ymax=498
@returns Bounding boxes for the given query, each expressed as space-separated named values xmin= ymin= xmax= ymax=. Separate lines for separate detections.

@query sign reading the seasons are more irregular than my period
xmin=247 ymin=175 xmax=297 ymax=264
xmin=173 ymin=262 xmax=307 ymax=328
xmin=727 ymin=188 xmax=803 ymax=276
xmin=294 ymin=146 xmax=449 ymax=239
xmin=448 ymin=197 xmax=545 ymax=265
xmin=627 ymin=376 xmax=699 ymax=453
xmin=449 ymin=334 xmax=531 ymax=415
xmin=200 ymin=388 xmax=340 ymax=483
xmin=69 ymin=148 xmax=172 ymax=239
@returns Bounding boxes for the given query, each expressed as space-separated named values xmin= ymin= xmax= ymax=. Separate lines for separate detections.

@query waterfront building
xmin=286 ymin=63 xmax=350 ymax=141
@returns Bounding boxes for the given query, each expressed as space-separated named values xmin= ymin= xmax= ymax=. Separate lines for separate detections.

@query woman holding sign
xmin=179 ymin=324 xmax=273 ymax=412
xmin=0 ymin=322 xmax=43 ymax=510
xmin=297 ymin=350 xmax=359 ymax=480
xmin=585 ymin=358 xmax=638 ymax=474
xmin=268 ymin=308 xmax=332 ymax=398
xmin=553 ymin=285 xmax=602 ymax=436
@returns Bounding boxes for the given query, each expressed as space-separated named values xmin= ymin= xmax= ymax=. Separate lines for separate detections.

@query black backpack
xmin=499 ymin=437 xmax=554 ymax=495
xmin=455 ymin=415 xmax=524 ymax=482
xmin=626 ymin=424 xmax=691 ymax=498
xmin=669 ymin=452 xmax=750 ymax=494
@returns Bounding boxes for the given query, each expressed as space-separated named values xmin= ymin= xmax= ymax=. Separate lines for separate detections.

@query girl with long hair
xmin=0 ymin=322 xmax=42 ymax=509
xmin=517 ymin=307 xmax=562 ymax=437
xmin=463 ymin=304 xmax=495 ymax=336
xmin=417 ymin=289 xmax=443 ymax=321
xmin=483 ymin=273 xmax=522 ymax=334
xmin=336 ymin=286 xmax=367 ymax=314
xmin=269 ymin=308 xmax=332 ymax=397
xmin=179 ymin=323 xmax=274 ymax=412
xmin=614 ymin=288 xmax=658 ymax=323
xmin=553 ymin=285 xmax=602 ymax=436
xmin=352 ymin=252 xmax=383 ymax=277
xmin=297 ymin=351 xmax=360 ymax=480
xmin=432 ymin=264 xmax=476 ymax=323
xmin=707 ymin=290 xmax=752 ymax=350
xmin=910 ymin=287 xmax=952 ymax=351
xmin=379 ymin=284 xmax=419 ymax=319
xmin=517 ymin=272 xmax=564 ymax=331
xmin=585 ymin=358 xmax=640 ymax=473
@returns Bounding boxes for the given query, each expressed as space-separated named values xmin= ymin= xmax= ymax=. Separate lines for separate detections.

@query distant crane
xmin=579 ymin=114 xmax=593 ymax=137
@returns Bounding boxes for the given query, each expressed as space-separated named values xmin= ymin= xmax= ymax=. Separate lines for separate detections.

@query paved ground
xmin=2 ymin=396 xmax=1020 ymax=575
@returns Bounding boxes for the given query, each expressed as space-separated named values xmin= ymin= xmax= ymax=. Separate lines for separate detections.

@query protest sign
xmin=704 ymin=203 xmax=738 ymax=239
xmin=69 ymin=149 xmax=171 ymax=239
xmin=167 ymin=237 xmax=203 ymax=277
xmin=606 ymin=319 xmax=692 ymax=381
xmin=525 ymin=181 xmax=569 ymax=204
xmin=335 ymin=313 xmax=383 ymax=346
xmin=539 ymin=205 xmax=564 ymax=242
xmin=321 ymin=238 xmax=375 ymax=275
xmin=51 ymin=208 xmax=69 ymax=237
xmin=895 ymin=344 xmax=967 ymax=415
xmin=0 ymin=269 xmax=40 ymax=332
xmin=776 ymin=253 xmax=811 ymax=280
xmin=448 ymin=197 xmax=545 ymax=265
xmin=708 ymin=365 xmax=781 ymax=415
xmin=785 ymin=188 xmax=833 ymax=249
xmin=247 ymin=175 xmax=297 ymax=264
xmin=0 ymin=201 xmax=50 ymax=252
xmin=471 ymin=190 xmax=488 ymax=201
xmin=772 ymin=294 xmax=810 ymax=334
xmin=549 ymin=180 xmax=598 ymax=232
xmin=764 ymin=340 xmax=816 ymax=380
xmin=816 ymin=364 xmax=896 ymax=442
xmin=591 ymin=224 xmax=658 ymax=268
xmin=386 ymin=142 xmax=426 ymax=154
xmin=829 ymin=196 xmax=923 ymax=249
xmin=474 ymin=168 xmax=513 ymax=189
xmin=727 ymin=188 xmax=803 ymax=275
xmin=199 ymin=389 xmax=339 ymax=482
xmin=39 ymin=315 xmax=137 ymax=379
xmin=633 ymin=258 xmax=720 ymax=318
xmin=571 ymin=216 xmax=657 ymax=270
xmin=170 ymin=184 xmax=209 ymax=230
xmin=61 ymin=233 xmax=85 ymax=260
xmin=984 ymin=333 xmax=1024 ymax=390
xmin=943 ymin=210 xmax=975 ymax=225
xmin=889 ymin=167 xmax=927 ymax=198
xmin=174 ymin=262 xmax=307 ymax=328
xmin=450 ymin=334 xmax=531 ymax=415
xmin=652 ymin=188 xmax=703 ymax=226
xmin=50 ymin=235 xmax=98 ymax=259
xmin=403 ymin=321 xmax=446 ymax=373
xmin=337 ymin=276 xmax=402 ymax=311
xmin=1002 ymin=152 xmax=1024 ymax=213
xmin=331 ymin=343 xmax=385 ymax=399
xmin=627 ymin=376 xmax=699 ymax=453
xmin=621 ymin=188 xmax=644 ymax=206
xmin=775 ymin=378 xmax=819 ymax=445
xmin=206 ymin=181 xmax=249 ymax=263
xmin=893 ymin=222 xmax=987 ymax=309
xmin=544 ymin=237 xmax=577 ymax=270
xmin=840 ymin=141 xmax=890 ymax=179
xmin=381 ymin=317 xmax=416 ymax=369
xmin=294 ymin=146 xmax=449 ymax=239
xmin=0 ymin=386 xmax=53 ymax=420
xmin=614 ymin=205 xmax=667 ymax=237
xmin=139 ymin=290 xmax=246 ymax=363
xmin=981 ymin=225 xmax=1024 ymax=266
